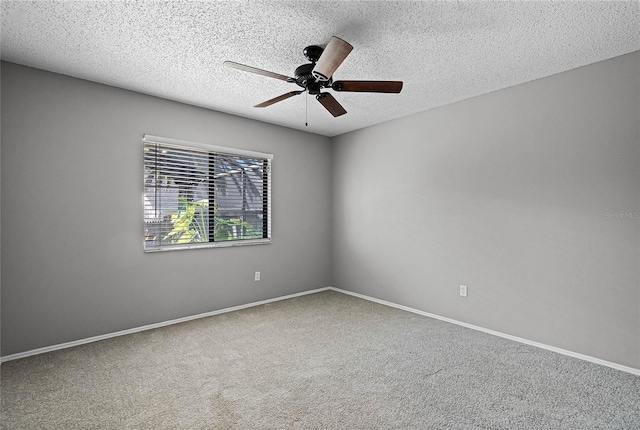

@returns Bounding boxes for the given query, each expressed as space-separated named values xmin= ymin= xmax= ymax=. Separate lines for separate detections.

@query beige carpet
xmin=2 ymin=290 xmax=639 ymax=429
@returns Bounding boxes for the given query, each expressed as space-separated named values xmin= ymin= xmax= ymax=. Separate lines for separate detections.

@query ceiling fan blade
xmin=332 ymin=80 xmax=403 ymax=93
xmin=316 ymin=93 xmax=347 ymax=117
xmin=312 ymin=36 xmax=353 ymax=82
xmin=255 ymin=91 xmax=304 ymax=108
xmin=224 ymin=61 xmax=294 ymax=82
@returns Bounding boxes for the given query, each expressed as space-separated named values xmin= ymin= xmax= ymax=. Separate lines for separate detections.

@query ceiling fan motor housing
xmin=294 ymin=63 xmax=314 ymax=86
xmin=294 ymin=63 xmax=331 ymax=95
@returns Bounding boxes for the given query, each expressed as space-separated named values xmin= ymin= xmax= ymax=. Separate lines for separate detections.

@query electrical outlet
xmin=254 ymin=272 xmax=261 ymax=282
xmin=460 ymin=285 xmax=468 ymax=297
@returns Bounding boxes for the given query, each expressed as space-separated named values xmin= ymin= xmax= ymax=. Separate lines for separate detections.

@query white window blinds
xmin=143 ymin=135 xmax=272 ymax=251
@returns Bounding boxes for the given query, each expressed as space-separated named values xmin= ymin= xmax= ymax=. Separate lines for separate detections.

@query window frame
xmin=143 ymin=134 xmax=272 ymax=252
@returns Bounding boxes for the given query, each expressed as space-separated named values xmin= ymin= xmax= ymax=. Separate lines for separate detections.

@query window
xmin=143 ymin=135 xmax=272 ymax=251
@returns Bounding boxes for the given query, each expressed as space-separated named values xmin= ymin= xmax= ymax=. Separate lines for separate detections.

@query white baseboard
xmin=3 ymin=285 xmax=639 ymax=376
xmin=0 ymin=287 xmax=332 ymax=364
xmin=327 ymin=287 xmax=640 ymax=376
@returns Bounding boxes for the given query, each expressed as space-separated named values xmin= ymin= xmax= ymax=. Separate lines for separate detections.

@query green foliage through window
xmin=143 ymin=136 xmax=271 ymax=251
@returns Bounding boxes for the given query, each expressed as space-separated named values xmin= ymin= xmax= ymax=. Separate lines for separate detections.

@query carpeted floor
xmin=1 ymin=290 xmax=639 ymax=429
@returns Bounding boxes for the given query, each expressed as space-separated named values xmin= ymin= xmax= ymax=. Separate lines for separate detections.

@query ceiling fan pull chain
xmin=305 ymin=91 xmax=308 ymax=126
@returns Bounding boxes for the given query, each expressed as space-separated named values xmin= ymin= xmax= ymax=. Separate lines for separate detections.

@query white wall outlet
xmin=460 ymin=285 xmax=468 ymax=297
xmin=254 ymin=272 xmax=261 ymax=282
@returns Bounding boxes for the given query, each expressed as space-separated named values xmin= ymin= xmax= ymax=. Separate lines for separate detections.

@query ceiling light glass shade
xmin=312 ymin=36 xmax=353 ymax=82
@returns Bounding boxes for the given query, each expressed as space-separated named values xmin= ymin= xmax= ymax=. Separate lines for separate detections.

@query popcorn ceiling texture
xmin=1 ymin=1 xmax=638 ymax=137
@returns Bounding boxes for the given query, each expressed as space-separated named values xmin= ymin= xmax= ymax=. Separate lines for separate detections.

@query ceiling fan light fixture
xmin=311 ymin=36 xmax=353 ymax=82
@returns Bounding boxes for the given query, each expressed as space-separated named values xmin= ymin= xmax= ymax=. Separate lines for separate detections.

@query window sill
xmin=144 ymin=238 xmax=272 ymax=252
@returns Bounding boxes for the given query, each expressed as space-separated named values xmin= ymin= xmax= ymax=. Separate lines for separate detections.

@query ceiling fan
xmin=224 ymin=36 xmax=403 ymax=118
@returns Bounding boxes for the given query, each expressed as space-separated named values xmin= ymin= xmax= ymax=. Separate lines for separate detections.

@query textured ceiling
xmin=1 ymin=1 xmax=638 ymax=137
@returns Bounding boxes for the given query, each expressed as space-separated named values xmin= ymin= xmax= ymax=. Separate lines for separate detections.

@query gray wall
xmin=332 ymin=52 xmax=640 ymax=369
xmin=3 ymin=53 xmax=639 ymax=370
xmin=1 ymin=62 xmax=333 ymax=356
